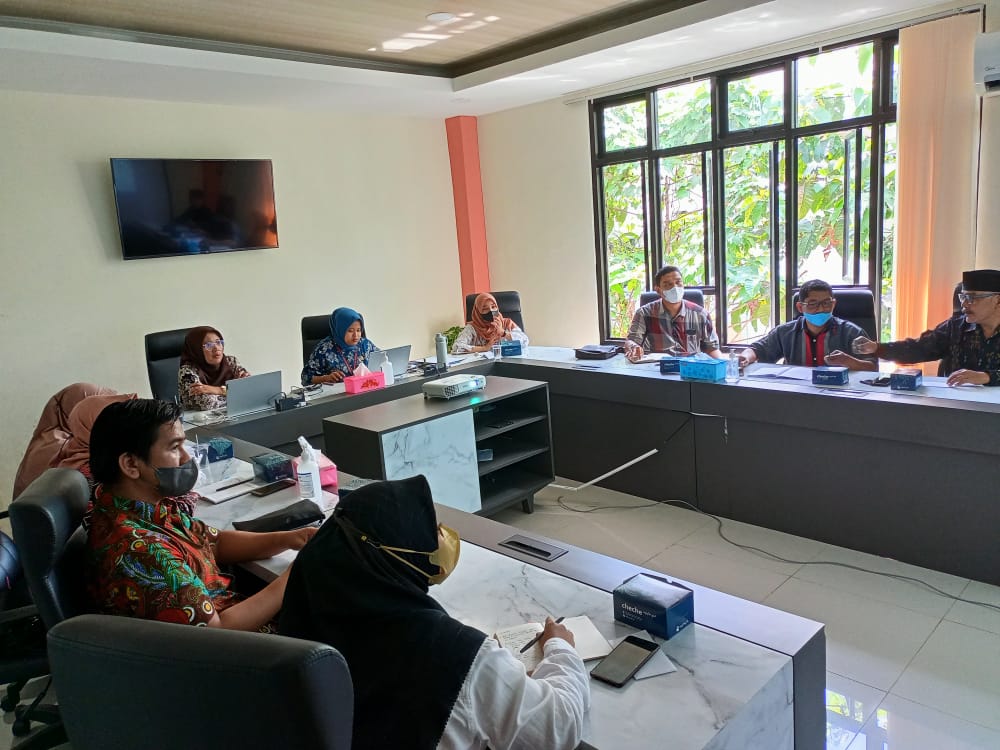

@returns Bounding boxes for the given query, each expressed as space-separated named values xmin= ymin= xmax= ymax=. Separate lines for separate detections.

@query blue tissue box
xmin=890 ymin=368 xmax=923 ymax=390
xmin=613 ymin=573 xmax=694 ymax=640
xmin=659 ymin=356 xmax=683 ymax=374
xmin=812 ymin=366 xmax=849 ymax=385
xmin=250 ymin=453 xmax=294 ymax=482
xmin=206 ymin=437 xmax=233 ymax=463
xmin=678 ymin=357 xmax=726 ymax=382
xmin=499 ymin=340 xmax=523 ymax=357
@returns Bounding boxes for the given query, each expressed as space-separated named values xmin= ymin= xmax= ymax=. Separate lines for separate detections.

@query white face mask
xmin=661 ymin=286 xmax=684 ymax=304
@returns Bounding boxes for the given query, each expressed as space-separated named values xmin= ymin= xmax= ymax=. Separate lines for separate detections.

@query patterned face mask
xmin=369 ymin=524 xmax=461 ymax=585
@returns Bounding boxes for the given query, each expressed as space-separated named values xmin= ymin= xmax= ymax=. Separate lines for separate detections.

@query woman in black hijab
xmin=280 ymin=475 xmax=590 ymax=750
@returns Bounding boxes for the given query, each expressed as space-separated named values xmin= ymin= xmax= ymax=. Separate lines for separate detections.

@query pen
xmin=214 ymin=478 xmax=254 ymax=492
xmin=520 ymin=616 xmax=564 ymax=653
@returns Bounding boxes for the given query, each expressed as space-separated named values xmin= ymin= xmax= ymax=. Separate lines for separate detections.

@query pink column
xmin=446 ymin=116 xmax=491 ymax=307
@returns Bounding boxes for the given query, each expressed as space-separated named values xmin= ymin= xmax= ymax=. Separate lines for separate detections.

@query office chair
xmin=791 ymin=287 xmax=877 ymax=339
xmin=144 ymin=328 xmax=190 ymax=402
xmin=464 ymin=291 xmax=525 ymax=331
xmin=0 ymin=510 xmax=58 ymax=749
xmin=301 ymin=315 xmax=331 ymax=366
xmin=637 ymin=289 xmax=706 ymax=308
xmin=48 ymin=614 xmax=354 ymax=750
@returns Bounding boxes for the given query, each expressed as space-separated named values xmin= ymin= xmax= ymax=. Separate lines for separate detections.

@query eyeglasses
xmin=800 ymin=298 xmax=835 ymax=312
xmin=202 ymin=340 xmax=225 ymax=350
xmin=958 ymin=292 xmax=999 ymax=304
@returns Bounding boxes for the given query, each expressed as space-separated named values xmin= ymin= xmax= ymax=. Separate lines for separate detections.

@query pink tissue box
xmin=344 ymin=371 xmax=385 ymax=394
xmin=293 ymin=453 xmax=338 ymax=489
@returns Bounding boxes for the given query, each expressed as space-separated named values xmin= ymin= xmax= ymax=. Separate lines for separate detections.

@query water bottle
xmin=379 ymin=350 xmax=395 ymax=386
xmin=435 ymin=333 xmax=448 ymax=373
xmin=726 ymin=351 xmax=741 ymax=383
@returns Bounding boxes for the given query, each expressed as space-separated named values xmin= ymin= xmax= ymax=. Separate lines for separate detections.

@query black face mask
xmin=481 ymin=310 xmax=497 ymax=322
xmin=153 ymin=461 xmax=199 ymax=496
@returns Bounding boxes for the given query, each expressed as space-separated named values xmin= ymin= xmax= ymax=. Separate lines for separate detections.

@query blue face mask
xmin=803 ymin=311 xmax=833 ymax=327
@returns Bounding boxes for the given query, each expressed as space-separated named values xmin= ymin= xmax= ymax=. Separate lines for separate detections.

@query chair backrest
xmin=464 ymin=291 xmax=525 ymax=331
xmin=144 ymin=328 xmax=190 ymax=402
xmin=48 ymin=614 xmax=353 ymax=750
xmin=638 ymin=289 xmax=706 ymax=309
xmin=791 ymin=287 xmax=877 ymax=339
xmin=9 ymin=468 xmax=90 ymax=630
xmin=302 ymin=315 xmax=331 ymax=366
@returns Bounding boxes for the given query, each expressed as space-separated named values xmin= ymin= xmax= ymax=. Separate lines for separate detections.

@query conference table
xmin=195 ymin=346 xmax=1000 ymax=586
xmin=193 ymin=434 xmax=823 ymax=750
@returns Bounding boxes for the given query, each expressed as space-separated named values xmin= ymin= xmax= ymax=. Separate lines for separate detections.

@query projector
xmin=422 ymin=374 xmax=487 ymax=399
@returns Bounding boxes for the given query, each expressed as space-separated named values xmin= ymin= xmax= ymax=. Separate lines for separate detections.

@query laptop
xmin=226 ymin=371 xmax=283 ymax=418
xmin=370 ymin=345 xmax=412 ymax=378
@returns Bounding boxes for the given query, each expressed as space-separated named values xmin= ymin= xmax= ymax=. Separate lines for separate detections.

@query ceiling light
xmin=382 ymin=37 xmax=436 ymax=51
xmin=426 ymin=12 xmax=455 ymax=23
xmin=460 ymin=21 xmax=486 ymax=31
xmin=458 ymin=12 xmax=475 ymax=18
xmin=368 ymin=47 xmax=377 ymax=52
xmin=484 ymin=16 xmax=500 ymax=22
xmin=403 ymin=32 xmax=449 ymax=40
xmin=419 ymin=25 xmax=437 ymax=32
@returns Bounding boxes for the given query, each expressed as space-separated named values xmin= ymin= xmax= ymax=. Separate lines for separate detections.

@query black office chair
xmin=0 ymin=510 xmax=57 ymax=748
xmin=791 ymin=287 xmax=877 ymax=340
xmin=464 ymin=291 xmax=525 ymax=331
xmin=144 ymin=328 xmax=190 ymax=402
xmin=48 ymin=614 xmax=353 ymax=750
xmin=7 ymin=468 xmax=89 ymax=749
xmin=301 ymin=315 xmax=331 ymax=367
xmin=638 ymin=289 xmax=706 ymax=308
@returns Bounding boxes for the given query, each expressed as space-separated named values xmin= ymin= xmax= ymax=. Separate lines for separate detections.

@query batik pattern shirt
xmin=880 ymin=316 xmax=1000 ymax=385
xmin=84 ymin=490 xmax=236 ymax=625
xmin=301 ymin=336 xmax=377 ymax=385
xmin=627 ymin=299 xmax=720 ymax=355
xmin=177 ymin=355 xmax=249 ymax=411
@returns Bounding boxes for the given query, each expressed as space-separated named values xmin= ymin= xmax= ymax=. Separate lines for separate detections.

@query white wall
xmin=0 ymin=90 xmax=463 ymax=504
xmin=478 ymin=98 xmax=599 ymax=347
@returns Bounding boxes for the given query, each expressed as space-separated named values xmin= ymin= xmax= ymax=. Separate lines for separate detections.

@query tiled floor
xmin=492 ymin=481 xmax=1000 ymax=750
xmin=4 ymin=481 xmax=998 ymax=750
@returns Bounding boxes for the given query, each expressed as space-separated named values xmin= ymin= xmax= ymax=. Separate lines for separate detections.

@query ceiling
xmin=0 ymin=0 xmax=966 ymax=117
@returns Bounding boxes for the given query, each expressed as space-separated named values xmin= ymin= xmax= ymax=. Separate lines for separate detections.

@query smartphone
xmin=250 ymin=478 xmax=296 ymax=497
xmin=589 ymin=635 xmax=659 ymax=687
xmin=861 ymin=375 xmax=892 ymax=387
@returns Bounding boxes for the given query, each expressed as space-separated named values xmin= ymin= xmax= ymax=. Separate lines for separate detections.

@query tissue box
xmin=812 ymin=366 xmax=850 ymax=385
xmin=659 ymin=356 xmax=683 ymax=374
xmin=613 ymin=573 xmax=694 ymax=640
xmin=206 ymin=437 xmax=233 ymax=463
xmin=293 ymin=453 xmax=338 ymax=489
xmin=250 ymin=453 xmax=294 ymax=482
xmin=678 ymin=357 xmax=727 ymax=382
xmin=344 ymin=371 xmax=385 ymax=394
xmin=890 ymin=368 xmax=923 ymax=390
xmin=500 ymin=340 xmax=523 ymax=357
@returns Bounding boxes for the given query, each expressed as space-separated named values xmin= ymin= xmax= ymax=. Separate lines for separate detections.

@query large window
xmin=593 ymin=35 xmax=898 ymax=343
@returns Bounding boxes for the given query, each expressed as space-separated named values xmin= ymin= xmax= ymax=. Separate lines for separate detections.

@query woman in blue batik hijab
xmin=301 ymin=307 xmax=379 ymax=385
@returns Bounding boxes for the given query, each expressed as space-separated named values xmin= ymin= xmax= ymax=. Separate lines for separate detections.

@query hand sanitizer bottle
xmin=296 ymin=436 xmax=322 ymax=503
xmin=379 ymin=350 xmax=395 ymax=386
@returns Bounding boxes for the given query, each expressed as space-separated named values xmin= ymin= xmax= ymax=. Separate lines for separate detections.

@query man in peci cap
xmin=852 ymin=269 xmax=1000 ymax=386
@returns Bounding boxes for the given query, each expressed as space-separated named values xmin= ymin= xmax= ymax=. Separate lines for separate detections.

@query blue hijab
xmin=329 ymin=307 xmax=365 ymax=352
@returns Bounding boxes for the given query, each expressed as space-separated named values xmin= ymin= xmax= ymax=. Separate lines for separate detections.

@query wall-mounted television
xmin=109 ymin=158 xmax=278 ymax=260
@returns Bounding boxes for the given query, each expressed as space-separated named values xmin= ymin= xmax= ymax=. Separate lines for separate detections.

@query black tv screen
xmin=110 ymin=158 xmax=278 ymax=260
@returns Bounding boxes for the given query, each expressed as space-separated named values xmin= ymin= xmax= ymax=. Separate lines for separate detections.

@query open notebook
xmin=494 ymin=615 xmax=611 ymax=673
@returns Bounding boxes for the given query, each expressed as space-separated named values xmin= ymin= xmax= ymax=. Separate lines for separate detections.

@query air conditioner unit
xmin=975 ymin=31 xmax=1000 ymax=96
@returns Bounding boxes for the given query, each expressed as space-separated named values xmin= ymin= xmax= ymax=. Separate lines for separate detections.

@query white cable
xmin=550 ymin=448 xmax=659 ymax=492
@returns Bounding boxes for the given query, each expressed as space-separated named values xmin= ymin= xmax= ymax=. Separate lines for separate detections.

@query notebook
xmin=370 ymin=345 xmax=411 ymax=377
xmin=226 ymin=371 xmax=283 ymax=418
xmin=494 ymin=615 xmax=611 ymax=673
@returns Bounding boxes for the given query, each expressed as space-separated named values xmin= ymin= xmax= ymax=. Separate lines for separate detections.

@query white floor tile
xmin=944 ymin=580 xmax=1000 ymax=636
xmin=793 ymin=545 xmax=969 ymax=618
xmin=763 ymin=578 xmax=939 ymax=691
xmin=672 ymin=515 xmax=827 ymax=576
xmin=845 ymin=693 xmax=1000 ymax=750
xmin=892 ymin=620 xmax=1000 ymax=731
xmin=643 ymin=545 xmax=790 ymax=602
xmin=825 ymin=672 xmax=886 ymax=750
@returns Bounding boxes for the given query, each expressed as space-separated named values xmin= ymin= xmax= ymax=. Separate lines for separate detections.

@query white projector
xmin=422 ymin=374 xmax=487 ymax=399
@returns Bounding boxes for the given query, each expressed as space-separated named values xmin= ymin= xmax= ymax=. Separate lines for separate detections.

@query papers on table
xmin=197 ymin=459 xmax=257 ymax=504
xmin=744 ymin=364 xmax=815 ymax=381
xmin=495 ymin=615 xmax=611 ymax=673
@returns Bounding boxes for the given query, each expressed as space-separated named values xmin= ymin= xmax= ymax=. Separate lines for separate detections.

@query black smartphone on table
xmin=860 ymin=375 xmax=892 ymax=387
xmin=250 ymin=478 xmax=296 ymax=496
xmin=589 ymin=635 xmax=659 ymax=687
